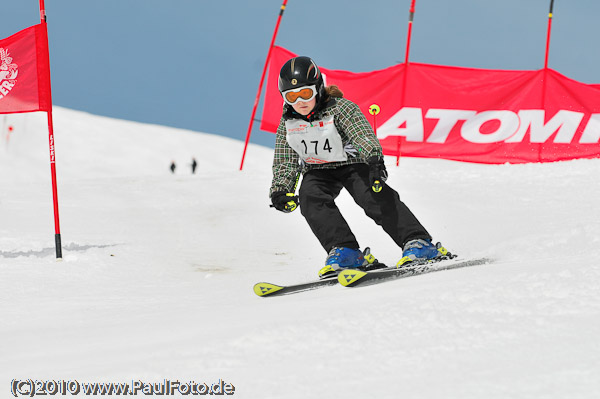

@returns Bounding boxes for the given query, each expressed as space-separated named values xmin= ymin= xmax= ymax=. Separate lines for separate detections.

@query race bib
xmin=285 ymin=116 xmax=348 ymax=164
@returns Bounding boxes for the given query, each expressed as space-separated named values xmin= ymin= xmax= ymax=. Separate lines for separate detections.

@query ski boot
xmin=396 ymin=239 xmax=451 ymax=268
xmin=318 ymin=247 xmax=379 ymax=279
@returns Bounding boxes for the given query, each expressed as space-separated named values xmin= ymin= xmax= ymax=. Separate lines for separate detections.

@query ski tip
xmin=253 ymin=282 xmax=284 ymax=297
xmin=337 ymin=269 xmax=368 ymax=287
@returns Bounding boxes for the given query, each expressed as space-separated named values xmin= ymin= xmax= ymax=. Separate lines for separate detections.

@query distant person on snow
xmin=191 ymin=158 xmax=198 ymax=174
xmin=170 ymin=161 xmax=176 ymax=174
xmin=269 ymin=56 xmax=450 ymax=278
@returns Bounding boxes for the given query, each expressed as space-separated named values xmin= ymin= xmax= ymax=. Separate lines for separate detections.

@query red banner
xmin=0 ymin=24 xmax=52 ymax=114
xmin=261 ymin=46 xmax=600 ymax=164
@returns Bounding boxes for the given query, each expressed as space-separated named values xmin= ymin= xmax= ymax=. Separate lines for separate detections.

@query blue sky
xmin=1 ymin=0 xmax=599 ymax=149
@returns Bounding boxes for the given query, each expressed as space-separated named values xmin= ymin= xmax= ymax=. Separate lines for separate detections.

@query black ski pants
xmin=298 ymin=164 xmax=431 ymax=253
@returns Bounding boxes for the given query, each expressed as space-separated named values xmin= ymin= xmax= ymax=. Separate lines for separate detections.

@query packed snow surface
xmin=1 ymin=108 xmax=599 ymax=398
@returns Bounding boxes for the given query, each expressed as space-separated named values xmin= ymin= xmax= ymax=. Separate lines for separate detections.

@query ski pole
xmin=369 ymin=104 xmax=384 ymax=192
xmin=369 ymin=104 xmax=380 ymax=137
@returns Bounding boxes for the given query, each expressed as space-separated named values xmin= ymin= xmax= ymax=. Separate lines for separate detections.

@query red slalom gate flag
xmin=261 ymin=46 xmax=600 ymax=164
xmin=0 ymin=24 xmax=52 ymax=114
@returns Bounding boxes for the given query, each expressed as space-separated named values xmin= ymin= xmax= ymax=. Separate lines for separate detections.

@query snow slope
xmin=1 ymin=107 xmax=599 ymax=398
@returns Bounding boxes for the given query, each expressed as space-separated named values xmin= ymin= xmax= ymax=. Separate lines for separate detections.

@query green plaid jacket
xmin=270 ymin=97 xmax=383 ymax=196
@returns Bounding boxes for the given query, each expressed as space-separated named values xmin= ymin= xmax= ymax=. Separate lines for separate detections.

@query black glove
xmin=271 ymin=191 xmax=299 ymax=213
xmin=367 ymin=156 xmax=388 ymax=193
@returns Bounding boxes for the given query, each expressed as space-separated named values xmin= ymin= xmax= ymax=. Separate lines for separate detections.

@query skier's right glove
xmin=367 ymin=156 xmax=388 ymax=193
xmin=270 ymin=191 xmax=299 ymax=213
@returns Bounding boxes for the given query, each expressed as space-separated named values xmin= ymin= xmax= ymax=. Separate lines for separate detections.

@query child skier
xmin=269 ymin=56 xmax=448 ymax=278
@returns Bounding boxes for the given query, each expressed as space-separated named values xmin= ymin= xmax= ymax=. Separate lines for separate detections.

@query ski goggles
xmin=282 ymin=85 xmax=317 ymax=105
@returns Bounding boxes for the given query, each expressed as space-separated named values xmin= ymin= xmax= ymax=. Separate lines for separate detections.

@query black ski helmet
xmin=278 ymin=56 xmax=326 ymax=103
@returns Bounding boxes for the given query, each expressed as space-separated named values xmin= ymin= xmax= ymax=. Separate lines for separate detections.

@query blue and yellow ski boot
xmin=318 ymin=247 xmax=378 ymax=279
xmin=396 ymin=239 xmax=450 ymax=267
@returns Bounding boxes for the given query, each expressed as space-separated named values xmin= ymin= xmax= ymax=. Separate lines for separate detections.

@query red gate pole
xmin=39 ymin=0 xmax=62 ymax=259
xmin=404 ymin=0 xmax=417 ymax=68
xmin=398 ymin=0 xmax=417 ymax=166
xmin=540 ymin=0 xmax=555 ymax=161
xmin=239 ymin=0 xmax=288 ymax=171
xmin=543 ymin=0 xmax=555 ymax=70
xmin=541 ymin=0 xmax=555 ymax=105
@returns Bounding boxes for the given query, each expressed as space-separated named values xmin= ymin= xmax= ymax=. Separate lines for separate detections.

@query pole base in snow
xmin=55 ymin=233 xmax=62 ymax=260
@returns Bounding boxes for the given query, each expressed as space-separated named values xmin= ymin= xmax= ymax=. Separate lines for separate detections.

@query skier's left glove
xmin=271 ymin=191 xmax=299 ymax=213
xmin=367 ymin=156 xmax=388 ymax=193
